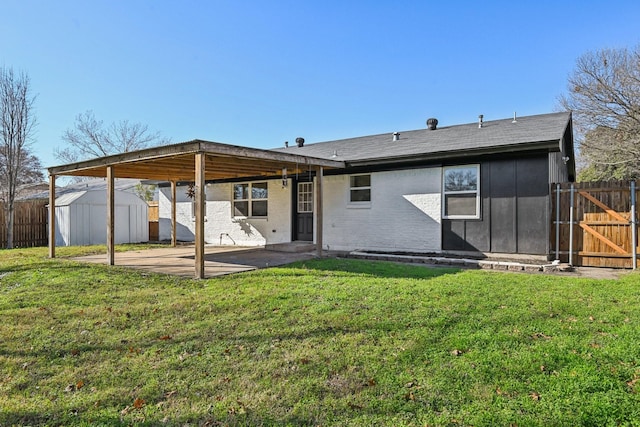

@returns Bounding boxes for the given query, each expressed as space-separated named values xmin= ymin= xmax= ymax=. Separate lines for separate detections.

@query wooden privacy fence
xmin=551 ymin=181 xmax=638 ymax=268
xmin=0 ymin=200 xmax=49 ymax=248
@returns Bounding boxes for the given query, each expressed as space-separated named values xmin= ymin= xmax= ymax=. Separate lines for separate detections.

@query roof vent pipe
xmin=512 ymin=112 xmax=517 ymax=123
xmin=295 ymin=137 xmax=305 ymax=147
xmin=393 ymin=132 xmax=400 ymax=142
xmin=426 ymin=118 xmax=438 ymax=130
xmin=284 ymin=141 xmax=289 ymax=148
xmin=478 ymin=114 xmax=484 ymax=128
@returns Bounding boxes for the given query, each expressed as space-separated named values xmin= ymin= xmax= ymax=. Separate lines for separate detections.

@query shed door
xmin=295 ymin=181 xmax=314 ymax=241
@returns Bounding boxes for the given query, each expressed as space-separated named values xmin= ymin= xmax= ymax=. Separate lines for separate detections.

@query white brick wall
xmin=322 ymin=168 xmax=442 ymax=252
xmin=158 ymin=168 xmax=441 ymax=252
xmin=159 ymin=179 xmax=291 ymax=245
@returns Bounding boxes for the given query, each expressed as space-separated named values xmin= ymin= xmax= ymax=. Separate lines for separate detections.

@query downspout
xmin=555 ymin=183 xmax=560 ymax=262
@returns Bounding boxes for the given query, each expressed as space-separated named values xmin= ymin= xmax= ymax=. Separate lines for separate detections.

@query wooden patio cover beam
xmin=48 ymin=140 xmax=344 ymax=180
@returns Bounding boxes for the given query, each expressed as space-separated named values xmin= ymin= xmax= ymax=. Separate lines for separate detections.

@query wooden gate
xmin=551 ymin=181 xmax=638 ymax=268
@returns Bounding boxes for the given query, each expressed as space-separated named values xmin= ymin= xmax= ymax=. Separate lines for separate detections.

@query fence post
xmin=569 ymin=183 xmax=575 ymax=266
xmin=632 ymin=180 xmax=637 ymax=270
xmin=555 ymin=183 xmax=560 ymax=262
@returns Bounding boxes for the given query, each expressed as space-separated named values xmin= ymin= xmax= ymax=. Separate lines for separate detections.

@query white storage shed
xmin=52 ymin=190 xmax=148 ymax=246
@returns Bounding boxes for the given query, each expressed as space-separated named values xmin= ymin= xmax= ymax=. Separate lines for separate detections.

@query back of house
xmin=158 ymin=111 xmax=575 ymax=258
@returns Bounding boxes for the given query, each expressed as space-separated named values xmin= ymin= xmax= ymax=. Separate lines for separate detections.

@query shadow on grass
xmin=0 ymin=410 xmax=332 ymax=427
xmin=279 ymin=257 xmax=464 ymax=280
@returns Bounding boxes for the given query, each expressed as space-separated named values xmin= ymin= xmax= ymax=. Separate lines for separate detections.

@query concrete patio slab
xmin=73 ymin=245 xmax=317 ymax=278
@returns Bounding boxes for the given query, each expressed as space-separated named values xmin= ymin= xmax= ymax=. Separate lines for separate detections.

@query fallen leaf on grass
xmin=158 ymin=335 xmax=172 ymax=341
xmin=133 ymin=398 xmax=145 ymax=409
xmin=530 ymin=392 xmax=541 ymax=401
xmin=451 ymin=349 xmax=463 ymax=356
xmin=531 ymin=332 xmax=551 ymax=340
xmin=76 ymin=380 xmax=84 ymax=390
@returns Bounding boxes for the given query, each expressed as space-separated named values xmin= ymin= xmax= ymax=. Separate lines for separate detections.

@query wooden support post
xmin=632 ymin=180 xmax=637 ymax=270
xmin=48 ymin=174 xmax=56 ymax=258
xmin=315 ymin=166 xmax=324 ymax=257
xmin=107 ymin=166 xmax=115 ymax=266
xmin=171 ymin=180 xmax=177 ymax=247
xmin=569 ymin=183 xmax=574 ymax=266
xmin=194 ymin=154 xmax=206 ymax=279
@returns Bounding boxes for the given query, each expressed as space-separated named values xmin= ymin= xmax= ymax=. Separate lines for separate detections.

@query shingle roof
xmin=273 ymin=112 xmax=571 ymax=165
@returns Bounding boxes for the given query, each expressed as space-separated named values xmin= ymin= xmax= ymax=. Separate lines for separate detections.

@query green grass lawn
xmin=1 ymin=246 xmax=640 ymax=426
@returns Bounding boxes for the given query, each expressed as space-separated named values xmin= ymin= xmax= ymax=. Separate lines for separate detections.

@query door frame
xmin=292 ymin=175 xmax=314 ymax=241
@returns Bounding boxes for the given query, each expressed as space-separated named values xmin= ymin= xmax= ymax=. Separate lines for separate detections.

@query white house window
xmin=350 ymin=174 xmax=371 ymax=203
xmin=233 ymin=182 xmax=268 ymax=217
xmin=442 ymin=165 xmax=480 ymax=219
xmin=297 ymin=182 xmax=313 ymax=213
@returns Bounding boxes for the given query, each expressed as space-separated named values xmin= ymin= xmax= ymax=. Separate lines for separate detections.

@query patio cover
xmin=47 ymin=139 xmax=345 ymax=278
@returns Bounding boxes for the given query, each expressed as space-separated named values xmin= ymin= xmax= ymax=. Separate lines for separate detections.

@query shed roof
xmin=273 ymin=112 xmax=572 ymax=165
xmin=54 ymin=191 xmax=87 ymax=206
xmin=53 ymin=188 xmax=149 ymax=206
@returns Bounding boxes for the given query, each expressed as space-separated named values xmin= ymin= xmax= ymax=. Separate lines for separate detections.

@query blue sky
xmin=2 ymin=0 xmax=639 ymax=175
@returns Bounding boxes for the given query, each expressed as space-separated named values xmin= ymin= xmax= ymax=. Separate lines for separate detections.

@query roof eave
xmin=47 ymin=140 xmax=345 ymax=177
xmin=346 ymin=140 xmax=562 ymax=167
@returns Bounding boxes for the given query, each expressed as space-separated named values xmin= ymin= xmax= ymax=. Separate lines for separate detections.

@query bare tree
xmin=559 ymin=45 xmax=640 ymax=180
xmin=55 ymin=110 xmax=169 ymax=164
xmin=0 ymin=67 xmax=40 ymax=248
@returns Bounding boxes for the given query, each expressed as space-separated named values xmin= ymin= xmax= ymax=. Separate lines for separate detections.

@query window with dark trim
xmin=233 ymin=182 xmax=268 ymax=217
xmin=349 ymin=174 xmax=371 ymax=203
xmin=442 ymin=165 xmax=480 ymax=219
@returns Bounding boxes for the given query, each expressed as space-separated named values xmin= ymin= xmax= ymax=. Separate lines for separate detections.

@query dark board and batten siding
xmin=442 ymin=154 xmax=550 ymax=255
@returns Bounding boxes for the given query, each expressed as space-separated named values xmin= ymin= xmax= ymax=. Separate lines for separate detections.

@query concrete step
xmin=347 ymin=251 xmax=573 ymax=273
xmin=265 ymin=242 xmax=316 ymax=253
